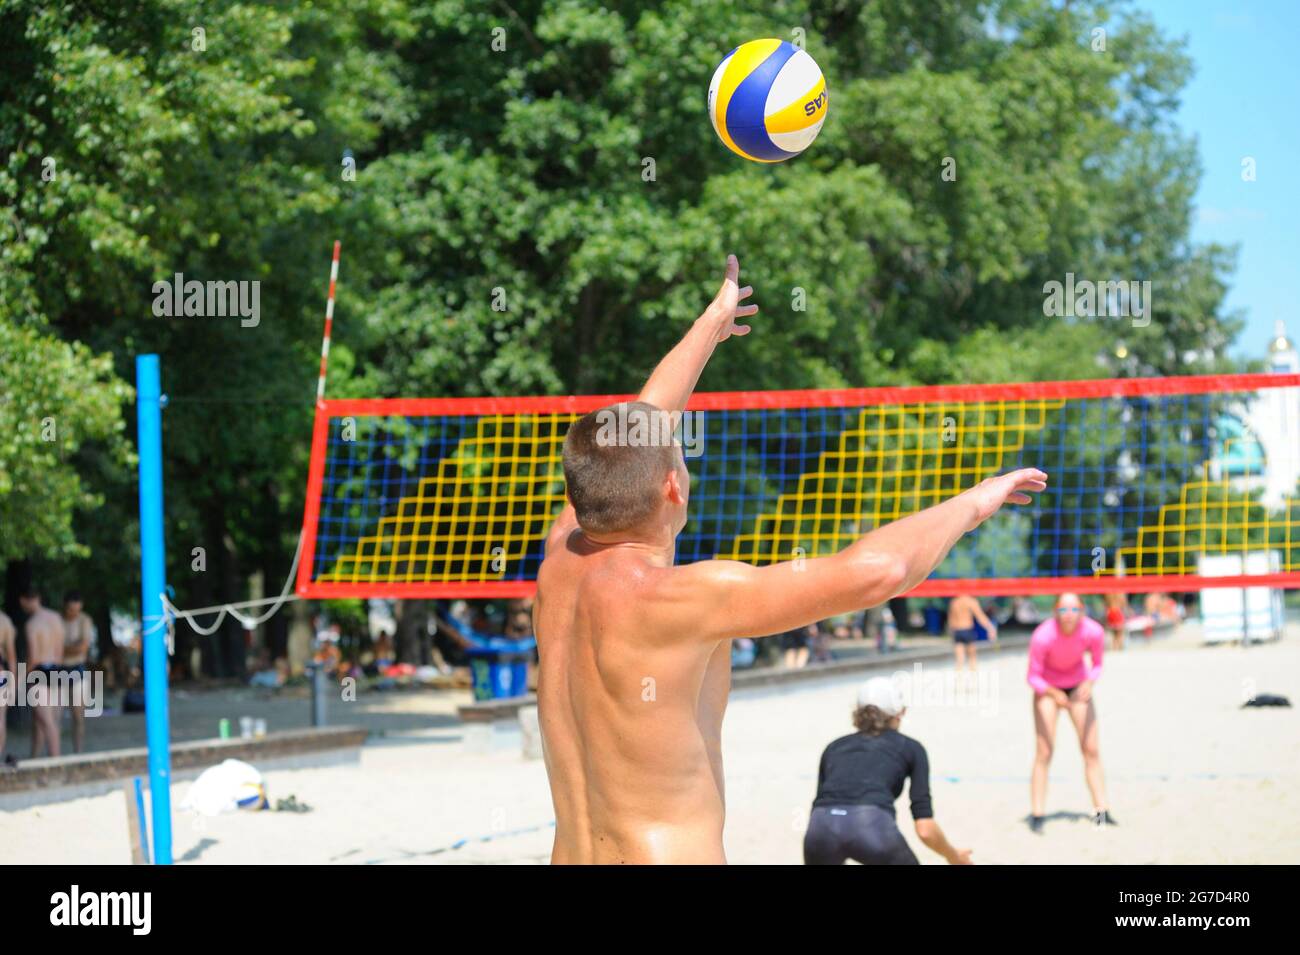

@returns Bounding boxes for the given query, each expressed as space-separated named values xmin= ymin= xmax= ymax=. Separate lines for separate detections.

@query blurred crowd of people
xmin=745 ymin=591 xmax=1185 ymax=673
xmin=0 ymin=585 xmax=129 ymax=765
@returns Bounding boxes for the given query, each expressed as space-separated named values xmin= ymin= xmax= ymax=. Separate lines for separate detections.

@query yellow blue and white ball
xmin=708 ymin=39 xmax=828 ymax=163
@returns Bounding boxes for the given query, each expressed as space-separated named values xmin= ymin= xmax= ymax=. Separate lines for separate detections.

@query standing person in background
xmin=60 ymin=592 xmax=95 ymax=753
xmin=1142 ymin=592 xmax=1161 ymax=639
xmin=1027 ymin=593 xmax=1114 ymax=833
xmin=0 ymin=609 xmax=16 ymax=767
xmin=866 ymin=605 xmax=898 ymax=653
xmin=946 ymin=594 xmax=997 ymax=672
xmin=877 ymin=605 xmax=899 ymax=654
xmin=504 ymin=598 xmax=534 ymax=638
xmin=804 ymin=677 xmax=972 ymax=865
xmin=809 ymin=621 xmax=833 ymax=664
xmin=780 ymin=622 xmax=814 ymax=669
xmin=1103 ymin=591 xmax=1128 ymax=651
xmin=19 ymin=587 xmax=65 ymax=758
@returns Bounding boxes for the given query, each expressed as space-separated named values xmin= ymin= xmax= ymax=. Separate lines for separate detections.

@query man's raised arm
xmin=546 ymin=255 xmax=756 ymax=553
xmin=637 ymin=254 xmax=757 ymax=415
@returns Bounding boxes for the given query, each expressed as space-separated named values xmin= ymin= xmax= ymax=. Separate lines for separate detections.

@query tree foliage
xmin=0 ymin=0 xmax=1248 ymax=667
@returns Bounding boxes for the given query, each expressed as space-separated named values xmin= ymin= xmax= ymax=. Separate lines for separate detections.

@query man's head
xmin=18 ymin=586 xmax=41 ymax=614
xmin=63 ymin=591 xmax=83 ymax=618
xmin=562 ymin=401 xmax=688 ymax=539
xmin=1054 ymin=592 xmax=1084 ymax=635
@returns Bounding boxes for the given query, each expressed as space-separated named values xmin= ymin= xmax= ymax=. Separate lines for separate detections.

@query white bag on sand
xmin=181 ymin=758 xmax=268 ymax=815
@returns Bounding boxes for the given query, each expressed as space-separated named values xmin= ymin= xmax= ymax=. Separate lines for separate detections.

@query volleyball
xmin=707 ymin=39 xmax=828 ymax=163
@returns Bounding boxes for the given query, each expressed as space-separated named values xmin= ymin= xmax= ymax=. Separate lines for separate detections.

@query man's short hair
xmin=19 ymin=585 xmax=39 ymax=601
xmin=562 ymin=401 xmax=678 ymax=535
xmin=64 ymin=591 xmax=82 ymax=605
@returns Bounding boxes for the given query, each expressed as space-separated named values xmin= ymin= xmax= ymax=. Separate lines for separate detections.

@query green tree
xmin=0 ymin=0 xmax=1253 ymax=672
xmin=0 ymin=319 xmax=131 ymax=562
xmin=1 ymin=0 xmax=402 ymax=671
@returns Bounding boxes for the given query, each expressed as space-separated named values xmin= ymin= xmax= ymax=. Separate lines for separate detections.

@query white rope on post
xmin=145 ymin=242 xmax=341 ymax=642
xmin=157 ymin=531 xmax=305 ymax=636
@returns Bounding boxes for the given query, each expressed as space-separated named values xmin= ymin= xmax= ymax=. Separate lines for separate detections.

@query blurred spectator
xmin=373 ymin=632 xmax=395 ymax=669
xmin=810 ymin=622 xmax=833 ymax=664
xmin=504 ymin=598 xmax=534 ymax=638
xmin=1142 ymin=591 xmax=1183 ymax=637
xmin=1012 ymin=596 xmax=1046 ymax=626
xmin=780 ymin=623 xmax=815 ymax=669
xmin=947 ymin=595 xmax=997 ymax=673
xmin=877 ymin=605 xmax=899 ymax=654
xmin=827 ymin=611 xmax=864 ymax=642
xmin=313 ymin=622 xmax=342 ymax=676
xmin=60 ymin=591 xmax=95 ymax=753
xmin=248 ymin=649 xmax=287 ymax=688
xmin=731 ymin=638 xmax=757 ymax=670
xmin=1104 ymin=592 xmax=1129 ymax=650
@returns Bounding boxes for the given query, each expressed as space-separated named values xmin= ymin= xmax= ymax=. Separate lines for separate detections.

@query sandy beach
xmin=3 ymin=620 xmax=1297 ymax=865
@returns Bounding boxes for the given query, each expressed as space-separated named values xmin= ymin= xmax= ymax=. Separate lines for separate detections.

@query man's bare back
xmin=25 ymin=605 xmax=64 ymax=667
xmin=535 ymin=256 xmax=1046 ymax=864
xmin=535 ymin=535 xmax=733 ymax=863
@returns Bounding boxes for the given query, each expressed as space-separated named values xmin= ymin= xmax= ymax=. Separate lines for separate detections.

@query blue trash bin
xmin=923 ymin=606 xmax=946 ymax=635
xmin=465 ymin=636 xmax=536 ymax=701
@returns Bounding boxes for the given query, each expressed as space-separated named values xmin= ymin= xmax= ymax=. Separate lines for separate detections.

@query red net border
xmin=297 ymin=372 xmax=1300 ymax=599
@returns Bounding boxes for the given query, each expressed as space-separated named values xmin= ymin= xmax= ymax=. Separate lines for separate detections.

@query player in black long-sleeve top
xmin=804 ymin=677 xmax=972 ymax=864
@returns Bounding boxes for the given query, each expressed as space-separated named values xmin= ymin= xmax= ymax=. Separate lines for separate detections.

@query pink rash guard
xmin=1026 ymin=615 xmax=1104 ymax=694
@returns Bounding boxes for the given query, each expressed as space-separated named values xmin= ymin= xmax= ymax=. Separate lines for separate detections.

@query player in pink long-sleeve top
xmin=1026 ymin=593 xmax=1115 ymax=833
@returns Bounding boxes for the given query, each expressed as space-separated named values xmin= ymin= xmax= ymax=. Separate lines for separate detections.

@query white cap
xmin=856 ymin=676 xmax=904 ymax=716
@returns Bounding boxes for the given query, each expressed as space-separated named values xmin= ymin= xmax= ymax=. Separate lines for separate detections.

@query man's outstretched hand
xmin=703 ymin=254 xmax=757 ymax=342
xmin=963 ymin=468 xmax=1049 ymax=526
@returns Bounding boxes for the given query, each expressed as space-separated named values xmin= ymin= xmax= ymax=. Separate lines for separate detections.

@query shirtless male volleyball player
xmin=534 ymin=255 xmax=1048 ymax=864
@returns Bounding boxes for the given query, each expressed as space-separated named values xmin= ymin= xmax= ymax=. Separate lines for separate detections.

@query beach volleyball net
xmin=295 ymin=373 xmax=1300 ymax=599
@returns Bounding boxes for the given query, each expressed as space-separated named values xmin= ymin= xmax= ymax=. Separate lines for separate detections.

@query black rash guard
xmin=812 ymin=729 xmax=933 ymax=819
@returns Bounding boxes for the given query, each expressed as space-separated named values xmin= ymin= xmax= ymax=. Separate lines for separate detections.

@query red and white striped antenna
xmin=316 ymin=240 xmax=341 ymax=403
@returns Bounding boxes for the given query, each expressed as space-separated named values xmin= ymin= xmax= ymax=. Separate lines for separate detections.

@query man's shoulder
xmin=585 ymin=552 xmax=739 ymax=601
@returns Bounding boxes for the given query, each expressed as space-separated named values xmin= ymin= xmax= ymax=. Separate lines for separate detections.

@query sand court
xmin=2 ymin=620 xmax=1295 ymax=865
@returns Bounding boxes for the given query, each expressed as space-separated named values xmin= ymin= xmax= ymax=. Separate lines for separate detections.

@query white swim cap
xmin=856 ymin=676 xmax=904 ymax=716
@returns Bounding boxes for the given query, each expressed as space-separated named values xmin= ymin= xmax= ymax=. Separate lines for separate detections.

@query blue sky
xmin=1139 ymin=0 xmax=1299 ymax=359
